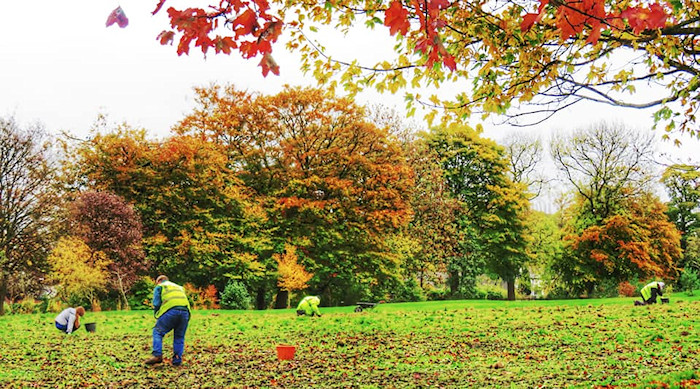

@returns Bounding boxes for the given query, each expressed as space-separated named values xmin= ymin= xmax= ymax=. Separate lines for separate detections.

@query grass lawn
xmin=1 ymin=295 xmax=699 ymax=388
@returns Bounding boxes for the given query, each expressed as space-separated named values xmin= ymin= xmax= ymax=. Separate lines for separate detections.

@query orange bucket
xmin=276 ymin=344 xmax=296 ymax=360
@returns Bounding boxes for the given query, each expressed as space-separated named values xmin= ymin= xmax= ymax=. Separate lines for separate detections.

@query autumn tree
xmin=47 ymin=236 xmax=110 ymax=310
xmin=175 ymin=85 xmax=415 ymax=305
xmin=523 ymin=210 xmax=563 ymax=297
xmin=554 ymin=193 xmax=681 ymax=295
xmin=662 ymin=164 xmax=700 ymax=253
xmin=551 ymin=122 xmax=657 ymax=224
xmin=70 ymin=191 xmax=145 ymax=309
xmin=123 ymin=1 xmax=700 ymax=137
xmin=273 ymin=244 xmax=313 ymax=308
xmin=423 ymin=124 xmax=530 ymax=300
xmin=0 ymin=118 xmax=60 ymax=315
xmin=401 ymin=136 xmax=462 ymax=289
xmin=70 ymin=125 xmax=268 ymax=290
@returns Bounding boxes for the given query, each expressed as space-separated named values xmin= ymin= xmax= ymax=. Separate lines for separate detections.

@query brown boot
xmin=144 ymin=355 xmax=163 ymax=365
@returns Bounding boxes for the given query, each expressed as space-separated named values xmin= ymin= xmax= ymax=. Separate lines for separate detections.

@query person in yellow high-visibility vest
xmin=635 ymin=281 xmax=665 ymax=306
xmin=296 ymin=296 xmax=322 ymax=317
xmin=145 ymin=275 xmax=191 ymax=366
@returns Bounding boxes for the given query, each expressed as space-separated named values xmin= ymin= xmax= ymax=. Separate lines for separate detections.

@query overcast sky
xmin=2 ymin=1 xmax=698 ymax=203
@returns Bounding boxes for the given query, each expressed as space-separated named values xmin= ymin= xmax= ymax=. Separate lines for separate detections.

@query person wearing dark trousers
xmin=145 ymin=275 xmax=191 ymax=366
xmin=635 ymin=281 xmax=665 ymax=306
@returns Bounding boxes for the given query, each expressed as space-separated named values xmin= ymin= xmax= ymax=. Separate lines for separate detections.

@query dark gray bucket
xmin=85 ymin=322 xmax=97 ymax=333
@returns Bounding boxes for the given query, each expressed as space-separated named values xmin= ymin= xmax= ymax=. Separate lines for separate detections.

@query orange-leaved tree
xmin=175 ymin=85 xmax=415 ymax=305
xmin=556 ymin=192 xmax=681 ymax=295
xmin=273 ymin=244 xmax=313 ymax=308
xmin=118 ymin=1 xmax=699 ymax=137
xmin=69 ymin=124 xmax=269 ymax=290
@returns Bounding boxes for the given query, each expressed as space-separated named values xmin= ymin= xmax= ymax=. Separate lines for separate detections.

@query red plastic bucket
xmin=276 ymin=345 xmax=296 ymax=360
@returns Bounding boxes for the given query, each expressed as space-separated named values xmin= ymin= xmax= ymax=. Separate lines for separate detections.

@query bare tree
xmin=550 ymin=122 xmax=656 ymax=222
xmin=502 ymin=132 xmax=551 ymax=201
xmin=0 ymin=118 xmax=60 ymax=315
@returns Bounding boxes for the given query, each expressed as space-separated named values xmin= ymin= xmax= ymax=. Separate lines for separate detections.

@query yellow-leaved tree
xmin=274 ymin=244 xmax=313 ymax=308
xmin=48 ymin=236 xmax=110 ymax=311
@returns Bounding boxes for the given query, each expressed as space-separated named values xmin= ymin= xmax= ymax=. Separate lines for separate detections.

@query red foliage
xmin=184 ymin=283 xmax=219 ymax=309
xmin=620 ymin=3 xmax=668 ymax=35
xmin=618 ymin=281 xmax=636 ymax=297
xmin=522 ymin=0 xmax=669 ymax=43
xmin=384 ymin=0 xmax=410 ymax=36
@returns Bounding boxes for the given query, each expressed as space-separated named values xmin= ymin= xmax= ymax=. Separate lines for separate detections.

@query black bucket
xmin=661 ymin=298 xmax=670 ymax=304
xmin=85 ymin=322 xmax=97 ymax=333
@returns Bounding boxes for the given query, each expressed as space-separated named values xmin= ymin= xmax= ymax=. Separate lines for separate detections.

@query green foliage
xmin=474 ymin=276 xmax=506 ymax=300
xmin=9 ymin=298 xmax=42 ymax=315
xmin=127 ymin=277 xmax=156 ymax=310
xmin=591 ymin=278 xmax=621 ymax=299
xmin=679 ymin=268 xmax=699 ymax=296
xmin=220 ymin=280 xmax=252 ymax=310
xmin=389 ymin=278 xmax=425 ymax=303
xmin=423 ymin=125 xmax=529 ymax=299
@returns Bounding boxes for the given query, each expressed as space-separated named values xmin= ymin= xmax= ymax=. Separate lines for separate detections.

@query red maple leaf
xmin=519 ymin=0 xmax=548 ymax=32
xmin=259 ymin=53 xmax=280 ymax=76
xmin=106 ymin=6 xmax=129 ymax=28
xmin=520 ymin=13 xmax=539 ymax=32
xmin=621 ymin=3 xmax=668 ymax=34
xmin=384 ymin=0 xmax=410 ymax=36
xmin=233 ymin=9 xmax=259 ymax=38
xmin=239 ymin=41 xmax=260 ymax=58
xmin=214 ymin=36 xmax=237 ymax=54
xmin=157 ymin=30 xmax=175 ymax=45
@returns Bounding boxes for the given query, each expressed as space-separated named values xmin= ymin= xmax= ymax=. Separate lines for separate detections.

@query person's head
xmin=75 ymin=306 xmax=85 ymax=317
xmin=658 ymin=282 xmax=665 ymax=291
xmin=155 ymin=275 xmax=168 ymax=284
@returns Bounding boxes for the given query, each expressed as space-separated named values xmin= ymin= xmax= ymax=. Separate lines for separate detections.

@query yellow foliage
xmin=274 ymin=244 xmax=313 ymax=291
xmin=48 ymin=236 xmax=110 ymax=302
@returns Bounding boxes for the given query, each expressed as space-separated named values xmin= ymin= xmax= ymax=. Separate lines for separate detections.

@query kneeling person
xmin=54 ymin=306 xmax=85 ymax=334
xmin=296 ymin=295 xmax=321 ymax=317
xmin=635 ymin=281 xmax=665 ymax=306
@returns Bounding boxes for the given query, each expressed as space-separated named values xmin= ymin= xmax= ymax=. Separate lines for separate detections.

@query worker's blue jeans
xmin=152 ymin=308 xmax=190 ymax=364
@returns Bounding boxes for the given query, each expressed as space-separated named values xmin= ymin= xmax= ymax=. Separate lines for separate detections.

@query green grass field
xmin=1 ymin=296 xmax=699 ymax=388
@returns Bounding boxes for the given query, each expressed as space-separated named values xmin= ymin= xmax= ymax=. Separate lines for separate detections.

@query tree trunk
xmin=274 ymin=289 xmax=289 ymax=309
xmin=0 ymin=273 xmax=7 ymax=316
xmin=449 ymin=270 xmax=460 ymax=295
xmin=507 ymin=279 xmax=516 ymax=301
xmin=115 ymin=270 xmax=130 ymax=310
xmin=255 ymin=286 xmax=266 ymax=310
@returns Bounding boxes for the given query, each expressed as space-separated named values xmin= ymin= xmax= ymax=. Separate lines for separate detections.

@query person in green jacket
xmin=296 ymin=296 xmax=322 ymax=317
xmin=635 ymin=281 xmax=665 ymax=306
xmin=145 ymin=275 xmax=191 ymax=366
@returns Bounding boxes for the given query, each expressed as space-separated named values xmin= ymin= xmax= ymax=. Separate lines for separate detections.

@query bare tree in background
xmin=0 ymin=118 xmax=59 ymax=315
xmin=550 ymin=122 xmax=657 ymax=222
xmin=502 ymin=132 xmax=550 ymax=201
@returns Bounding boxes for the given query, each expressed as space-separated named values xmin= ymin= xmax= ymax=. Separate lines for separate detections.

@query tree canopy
xmin=120 ymin=0 xmax=700 ymax=137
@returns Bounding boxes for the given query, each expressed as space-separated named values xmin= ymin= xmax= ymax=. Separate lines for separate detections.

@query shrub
xmin=220 ymin=280 xmax=251 ymax=310
xmin=591 ymin=278 xmax=619 ymax=298
xmin=391 ymin=278 xmax=426 ymax=303
xmin=127 ymin=277 xmax=156 ymax=310
xmin=618 ymin=281 xmax=637 ymax=297
xmin=10 ymin=298 xmax=41 ymax=314
xmin=679 ymin=268 xmax=700 ymax=296
xmin=474 ymin=275 xmax=506 ymax=300
xmin=425 ymin=287 xmax=449 ymax=301
xmin=184 ymin=283 xmax=219 ymax=310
